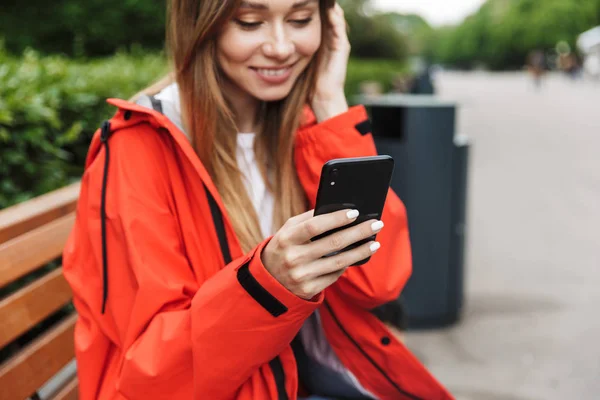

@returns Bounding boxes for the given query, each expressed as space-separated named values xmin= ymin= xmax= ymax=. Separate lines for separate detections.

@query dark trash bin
xmin=357 ymin=94 xmax=470 ymax=330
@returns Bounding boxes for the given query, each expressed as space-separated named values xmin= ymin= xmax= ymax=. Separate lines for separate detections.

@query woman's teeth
xmin=257 ymin=68 xmax=289 ymax=76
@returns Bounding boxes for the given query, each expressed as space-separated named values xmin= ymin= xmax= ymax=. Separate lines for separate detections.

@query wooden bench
xmin=0 ymin=182 xmax=81 ymax=400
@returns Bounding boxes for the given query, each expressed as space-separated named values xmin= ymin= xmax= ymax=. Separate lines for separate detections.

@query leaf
xmin=56 ymin=121 xmax=84 ymax=146
xmin=0 ymin=127 xmax=10 ymax=142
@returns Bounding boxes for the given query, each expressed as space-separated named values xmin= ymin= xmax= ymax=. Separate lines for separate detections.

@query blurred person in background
xmin=556 ymin=40 xmax=582 ymax=80
xmin=62 ymin=0 xmax=452 ymax=399
xmin=527 ymin=49 xmax=547 ymax=88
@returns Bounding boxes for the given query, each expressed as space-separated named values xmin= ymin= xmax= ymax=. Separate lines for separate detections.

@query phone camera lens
xmin=332 ymin=169 xmax=339 ymax=178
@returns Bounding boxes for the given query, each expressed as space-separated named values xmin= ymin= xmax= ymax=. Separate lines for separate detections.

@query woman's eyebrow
xmin=239 ymin=1 xmax=268 ymax=10
xmin=239 ymin=0 xmax=317 ymax=10
xmin=291 ymin=0 xmax=318 ymax=9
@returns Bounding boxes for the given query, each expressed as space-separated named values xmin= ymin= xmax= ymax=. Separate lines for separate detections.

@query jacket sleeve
xmin=71 ymin=126 xmax=321 ymax=400
xmin=295 ymin=106 xmax=412 ymax=310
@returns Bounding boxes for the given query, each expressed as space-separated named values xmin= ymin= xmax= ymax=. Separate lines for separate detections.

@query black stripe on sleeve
xmin=355 ymin=119 xmax=373 ymax=136
xmin=237 ymin=263 xmax=288 ymax=317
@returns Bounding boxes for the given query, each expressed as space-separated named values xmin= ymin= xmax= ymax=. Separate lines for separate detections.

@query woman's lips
xmin=250 ymin=65 xmax=294 ymax=85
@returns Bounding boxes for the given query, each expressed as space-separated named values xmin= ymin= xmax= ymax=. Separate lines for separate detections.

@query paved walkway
xmin=404 ymin=72 xmax=600 ymax=400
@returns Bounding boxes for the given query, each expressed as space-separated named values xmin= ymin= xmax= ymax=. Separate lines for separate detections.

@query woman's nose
xmin=262 ymin=27 xmax=295 ymax=60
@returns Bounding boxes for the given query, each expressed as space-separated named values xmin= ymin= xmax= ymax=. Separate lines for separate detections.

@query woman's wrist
xmin=311 ymin=92 xmax=349 ymax=123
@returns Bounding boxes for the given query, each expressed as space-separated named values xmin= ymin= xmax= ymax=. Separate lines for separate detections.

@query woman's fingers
xmin=284 ymin=209 xmax=314 ymax=227
xmin=280 ymin=209 xmax=359 ymax=246
xmin=329 ymin=4 xmax=350 ymax=42
xmin=296 ymin=267 xmax=347 ymax=299
xmin=262 ymin=206 xmax=384 ymax=300
xmin=290 ymin=240 xmax=380 ymax=284
xmin=309 ymin=218 xmax=383 ymax=260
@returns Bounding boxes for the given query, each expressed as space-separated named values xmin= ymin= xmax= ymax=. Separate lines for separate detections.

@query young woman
xmin=63 ymin=0 xmax=453 ymax=399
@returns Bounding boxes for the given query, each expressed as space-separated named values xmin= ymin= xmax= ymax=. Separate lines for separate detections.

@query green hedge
xmin=346 ymin=59 xmax=407 ymax=96
xmin=0 ymin=48 xmax=405 ymax=209
xmin=0 ymin=47 xmax=168 ymax=208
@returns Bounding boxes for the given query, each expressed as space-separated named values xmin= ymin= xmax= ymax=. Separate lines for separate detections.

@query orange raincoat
xmin=63 ymin=98 xmax=453 ymax=400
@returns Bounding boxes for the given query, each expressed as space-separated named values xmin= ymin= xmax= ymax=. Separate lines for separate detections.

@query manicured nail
xmin=371 ymin=221 xmax=384 ymax=232
xmin=347 ymin=209 xmax=359 ymax=219
xmin=370 ymin=242 xmax=381 ymax=253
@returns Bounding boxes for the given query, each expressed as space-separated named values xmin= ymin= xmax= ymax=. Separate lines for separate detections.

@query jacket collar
xmin=103 ymin=98 xmax=232 ymax=245
xmin=101 ymin=97 xmax=318 ymax=233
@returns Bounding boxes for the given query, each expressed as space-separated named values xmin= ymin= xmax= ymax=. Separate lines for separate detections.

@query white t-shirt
xmin=235 ymin=132 xmax=275 ymax=239
xmin=154 ymin=83 xmax=376 ymax=399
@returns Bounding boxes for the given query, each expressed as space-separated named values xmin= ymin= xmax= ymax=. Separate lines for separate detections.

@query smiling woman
xmin=164 ymin=0 xmax=347 ymax=256
xmin=62 ymin=0 xmax=453 ymax=399
xmin=218 ymin=0 xmax=323 ymax=103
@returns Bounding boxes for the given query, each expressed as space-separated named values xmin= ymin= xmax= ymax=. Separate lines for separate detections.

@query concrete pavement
xmin=403 ymin=72 xmax=600 ymax=400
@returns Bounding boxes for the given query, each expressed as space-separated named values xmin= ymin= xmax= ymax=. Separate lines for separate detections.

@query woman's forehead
xmin=238 ymin=0 xmax=319 ymax=11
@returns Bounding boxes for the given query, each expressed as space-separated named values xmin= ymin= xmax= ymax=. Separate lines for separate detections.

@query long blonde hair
xmin=134 ymin=0 xmax=335 ymax=253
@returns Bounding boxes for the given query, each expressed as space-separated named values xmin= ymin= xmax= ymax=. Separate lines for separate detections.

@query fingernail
xmin=347 ymin=209 xmax=359 ymax=219
xmin=371 ymin=221 xmax=384 ymax=232
xmin=370 ymin=242 xmax=381 ymax=253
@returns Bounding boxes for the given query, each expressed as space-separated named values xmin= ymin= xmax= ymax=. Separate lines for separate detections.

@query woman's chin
xmin=253 ymin=92 xmax=291 ymax=103
xmin=248 ymin=84 xmax=296 ymax=103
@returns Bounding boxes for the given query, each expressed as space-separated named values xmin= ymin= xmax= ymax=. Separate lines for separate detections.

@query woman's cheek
xmin=219 ymin=30 xmax=261 ymax=63
xmin=295 ymin=29 xmax=322 ymax=57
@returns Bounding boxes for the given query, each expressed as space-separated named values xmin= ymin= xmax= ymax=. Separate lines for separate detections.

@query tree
xmin=339 ymin=0 xmax=409 ymax=60
xmin=430 ymin=0 xmax=600 ymax=70
xmin=382 ymin=13 xmax=434 ymax=56
xmin=1 ymin=0 xmax=410 ymax=60
xmin=0 ymin=0 xmax=165 ymax=56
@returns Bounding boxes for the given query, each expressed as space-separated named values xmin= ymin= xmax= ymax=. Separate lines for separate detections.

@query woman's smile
xmin=250 ymin=63 xmax=296 ymax=84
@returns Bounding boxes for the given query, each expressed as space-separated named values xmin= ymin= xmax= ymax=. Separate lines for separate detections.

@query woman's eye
xmin=290 ymin=17 xmax=313 ymax=26
xmin=235 ymin=19 xmax=263 ymax=30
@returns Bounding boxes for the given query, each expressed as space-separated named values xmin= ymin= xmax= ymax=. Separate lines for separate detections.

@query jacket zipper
xmin=323 ymin=301 xmax=424 ymax=400
xmin=121 ymin=98 xmax=289 ymax=398
xmin=100 ymin=120 xmax=111 ymax=314
xmin=269 ymin=357 xmax=288 ymax=400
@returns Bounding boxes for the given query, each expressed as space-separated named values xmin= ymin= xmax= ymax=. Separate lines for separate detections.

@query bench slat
xmin=0 ymin=314 xmax=77 ymax=400
xmin=51 ymin=376 xmax=79 ymax=400
xmin=0 ymin=268 xmax=73 ymax=349
xmin=0 ymin=182 xmax=80 ymax=244
xmin=0 ymin=213 xmax=75 ymax=288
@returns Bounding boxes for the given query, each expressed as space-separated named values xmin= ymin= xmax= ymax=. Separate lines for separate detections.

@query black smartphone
xmin=312 ymin=155 xmax=395 ymax=266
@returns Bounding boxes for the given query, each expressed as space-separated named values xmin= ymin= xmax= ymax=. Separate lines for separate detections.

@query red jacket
xmin=63 ymin=98 xmax=453 ymax=400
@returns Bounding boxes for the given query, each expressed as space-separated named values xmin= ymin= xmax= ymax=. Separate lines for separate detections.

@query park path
xmin=404 ymin=72 xmax=600 ymax=400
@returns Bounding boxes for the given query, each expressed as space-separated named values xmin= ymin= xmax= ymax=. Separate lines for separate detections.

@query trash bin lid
xmin=454 ymin=133 xmax=471 ymax=147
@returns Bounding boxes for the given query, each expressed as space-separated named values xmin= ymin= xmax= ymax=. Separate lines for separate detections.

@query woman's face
xmin=217 ymin=0 xmax=322 ymax=103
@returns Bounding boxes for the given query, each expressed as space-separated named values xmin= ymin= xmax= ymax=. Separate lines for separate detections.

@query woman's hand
xmin=312 ymin=3 xmax=351 ymax=123
xmin=261 ymin=209 xmax=384 ymax=300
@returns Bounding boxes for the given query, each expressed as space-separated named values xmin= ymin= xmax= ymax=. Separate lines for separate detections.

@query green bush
xmin=346 ymin=59 xmax=407 ymax=95
xmin=0 ymin=47 xmax=403 ymax=209
xmin=0 ymin=46 xmax=168 ymax=208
